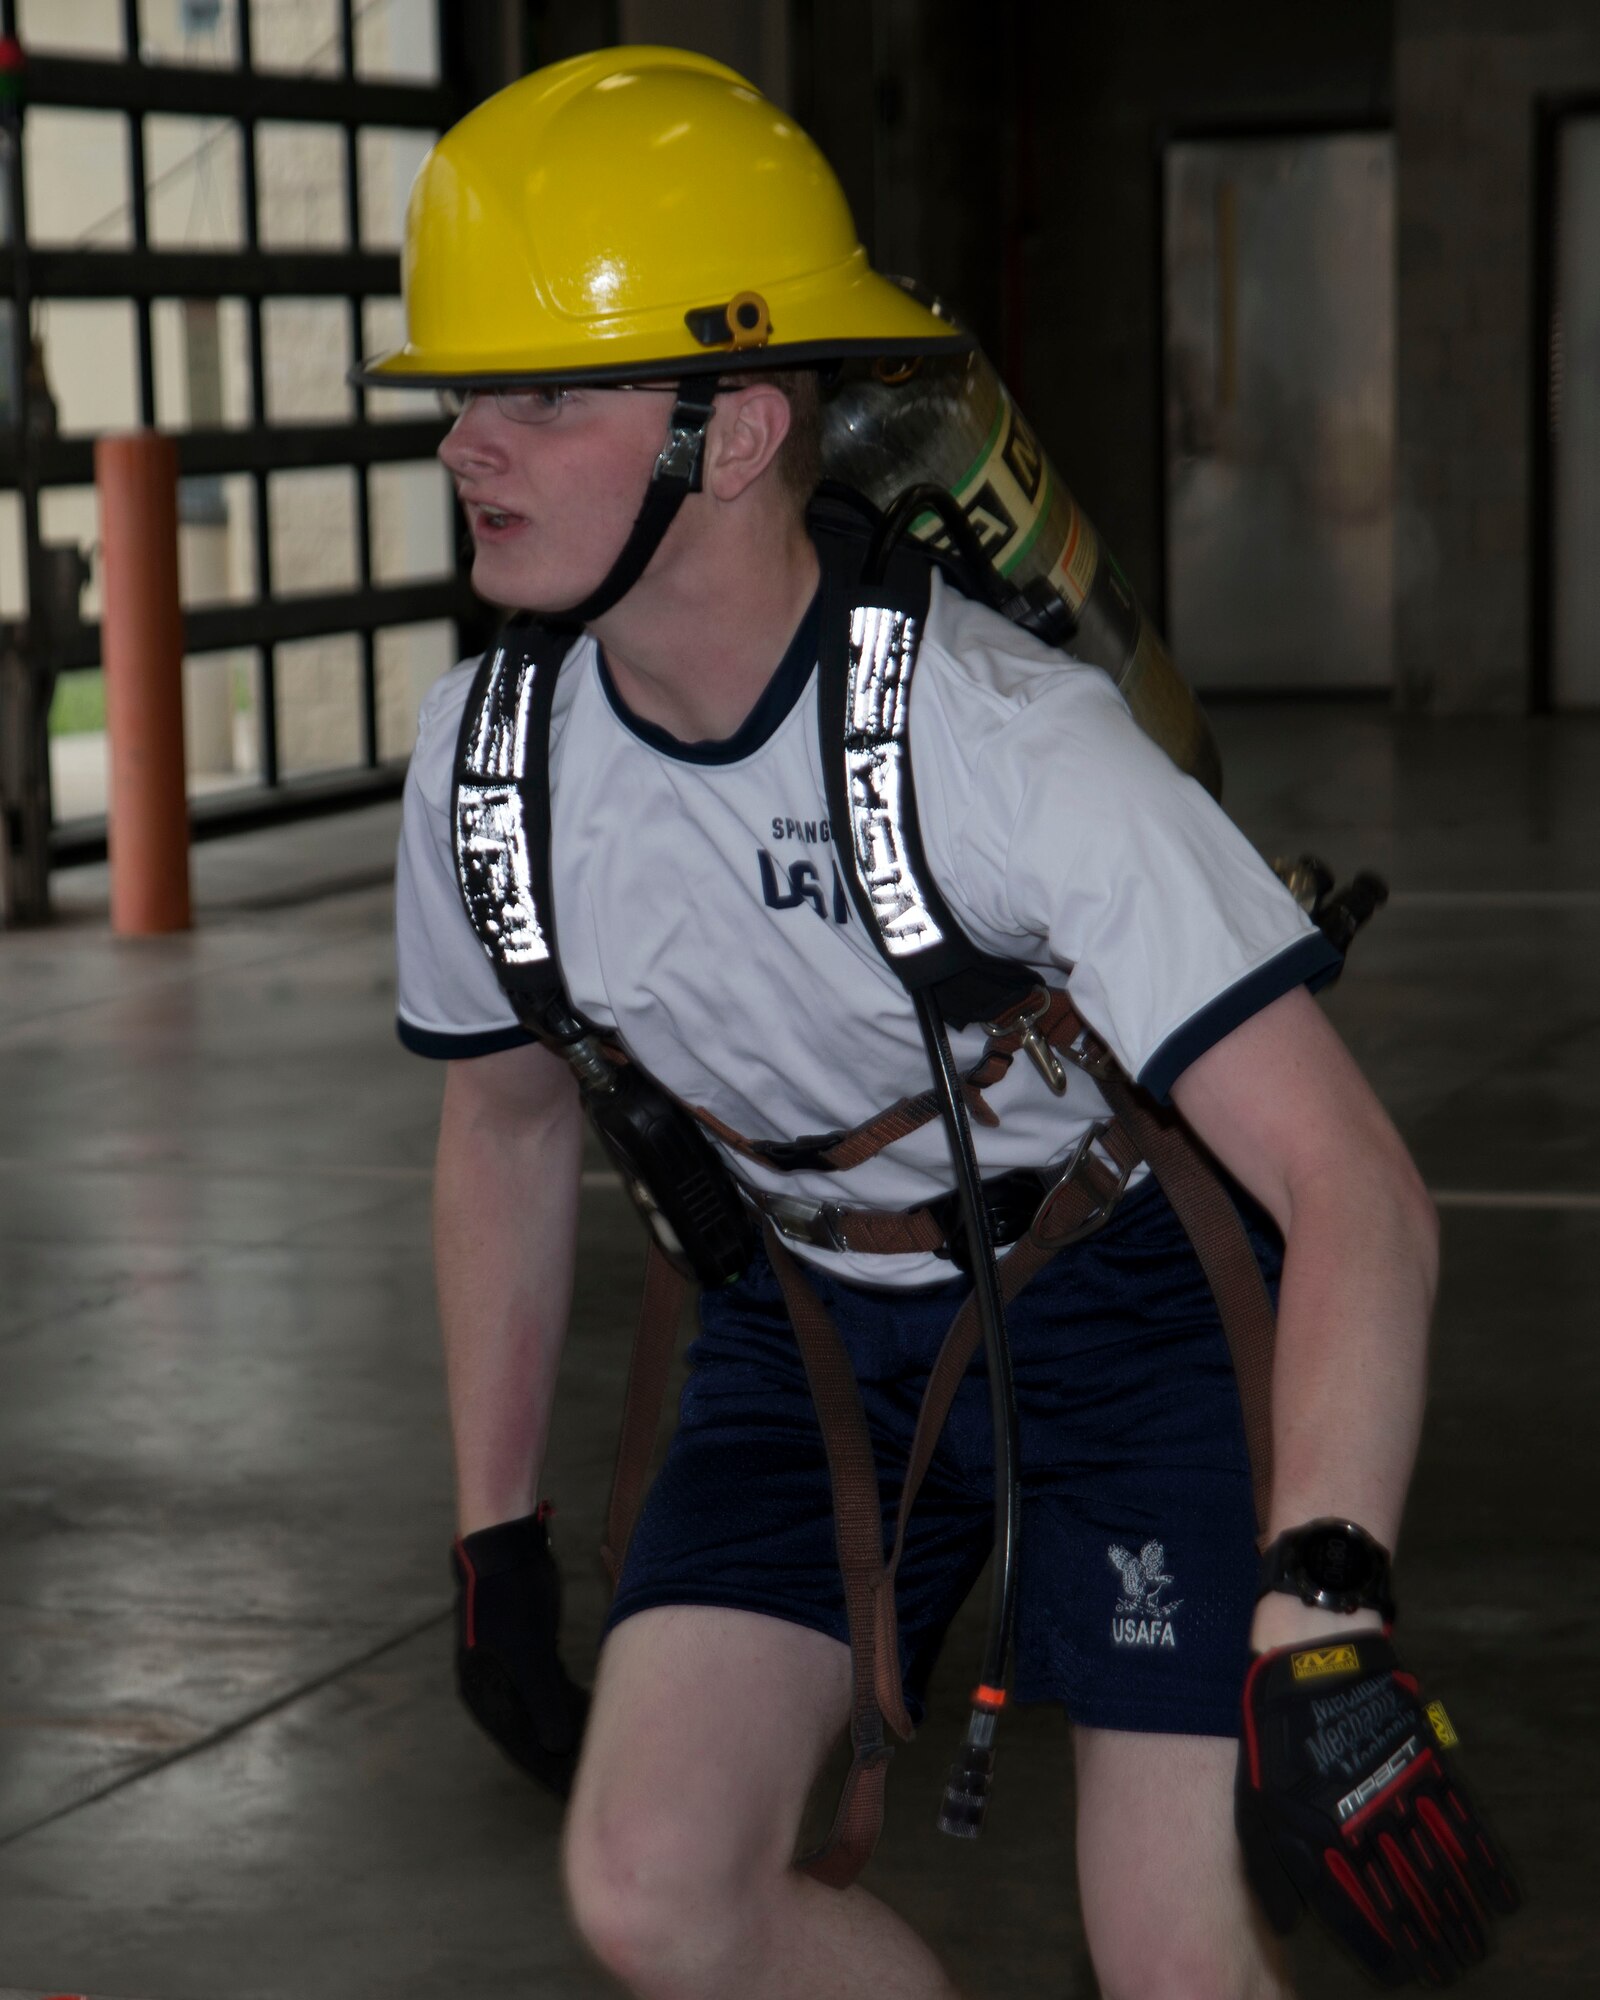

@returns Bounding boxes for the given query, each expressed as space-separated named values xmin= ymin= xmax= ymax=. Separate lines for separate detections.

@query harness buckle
xmin=980 ymin=991 xmax=1068 ymax=1096
xmin=1034 ymin=1121 xmax=1135 ymax=1247
xmin=655 ymin=423 xmax=707 ymax=489
xmin=763 ymin=1192 xmax=848 ymax=1254
xmin=1061 ymin=1026 xmax=1118 ymax=1084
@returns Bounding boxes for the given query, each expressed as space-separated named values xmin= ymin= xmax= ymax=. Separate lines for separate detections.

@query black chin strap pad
xmin=557 ymin=377 xmax=719 ymax=623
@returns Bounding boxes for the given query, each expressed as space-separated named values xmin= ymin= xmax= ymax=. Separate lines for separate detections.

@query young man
xmin=369 ymin=46 xmax=1512 ymax=2000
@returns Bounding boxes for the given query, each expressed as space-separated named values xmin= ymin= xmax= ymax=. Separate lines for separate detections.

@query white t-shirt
xmin=396 ymin=570 xmax=1337 ymax=1284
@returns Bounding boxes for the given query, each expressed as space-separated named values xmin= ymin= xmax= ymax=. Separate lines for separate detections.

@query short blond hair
xmin=765 ymin=368 xmax=823 ymax=506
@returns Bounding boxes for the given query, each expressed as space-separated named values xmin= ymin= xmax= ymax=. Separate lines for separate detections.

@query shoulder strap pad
xmin=450 ymin=617 xmax=584 ymax=1042
xmin=813 ymin=514 xmax=1036 ymax=1029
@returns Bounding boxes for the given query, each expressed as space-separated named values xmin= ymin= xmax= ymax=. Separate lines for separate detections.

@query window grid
xmin=0 ymin=0 xmax=474 ymax=846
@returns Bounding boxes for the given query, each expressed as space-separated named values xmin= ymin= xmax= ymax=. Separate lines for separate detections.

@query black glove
xmin=1237 ymin=1634 xmax=1519 ymax=1987
xmin=451 ymin=1507 xmax=590 ymax=1798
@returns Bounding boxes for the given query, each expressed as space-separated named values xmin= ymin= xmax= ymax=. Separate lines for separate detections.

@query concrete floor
xmin=1 ymin=704 xmax=1596 ymax=1998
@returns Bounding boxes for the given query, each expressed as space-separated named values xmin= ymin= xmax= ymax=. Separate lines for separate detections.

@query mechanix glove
xmin=451 ymin=1507 xmax=590 ymax=1799
xmin=1237 ymin=1635 xmax=1519 ymax=1987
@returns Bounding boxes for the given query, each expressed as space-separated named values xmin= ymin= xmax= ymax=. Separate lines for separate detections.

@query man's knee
xmin=562 ymin=1786 xmax=772 ymax=1991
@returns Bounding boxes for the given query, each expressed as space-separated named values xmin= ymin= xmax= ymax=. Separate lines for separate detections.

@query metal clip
xmin=981 ymin=993 xmax=1068 ymax=1096
xmin=655 ymin=422 xmax=707 ymax=489
xmin=763 ymin=1192 xmax=847 ymax=1253
xmin=1034 ymin=1122 xmax=1135 ymax=1248
xmin=1061 ymin=1028 xmax=1118 ymax=1084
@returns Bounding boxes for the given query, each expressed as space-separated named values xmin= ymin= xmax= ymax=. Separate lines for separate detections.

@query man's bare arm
xmin=433 ymin=1039 xmax=583 ymax=1535
xmin=1170 ymin=983 xmax=1439 ymax=1646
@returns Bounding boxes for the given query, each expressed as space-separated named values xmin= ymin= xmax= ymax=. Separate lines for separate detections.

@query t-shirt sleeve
xmin=916 ymin=618 xmax=1340 ymax=1100
xmin=394 ymin=659 xmax=536 ymax=1061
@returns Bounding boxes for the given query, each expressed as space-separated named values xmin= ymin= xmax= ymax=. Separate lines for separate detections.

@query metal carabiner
xmin=981 ymin=991 xmax=1069 ymax=1097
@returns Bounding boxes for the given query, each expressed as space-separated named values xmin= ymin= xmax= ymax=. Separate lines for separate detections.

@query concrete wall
xmin=1395 ymin=0 xmax=1600 ymax=711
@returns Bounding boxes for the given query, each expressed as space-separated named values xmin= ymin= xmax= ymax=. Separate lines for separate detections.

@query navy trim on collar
xmin=595 ymin=582 xmax=822 ymax=767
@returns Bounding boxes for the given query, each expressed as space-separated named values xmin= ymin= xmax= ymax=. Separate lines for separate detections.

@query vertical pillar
xmin=95 ymin=432 xmax=192 ymax=934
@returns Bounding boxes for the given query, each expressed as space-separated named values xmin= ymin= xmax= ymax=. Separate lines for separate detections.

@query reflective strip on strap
xmin=463 ymin=634 xmax=541 ymax=778
xmin=455 ymin=782 xmax=552 ymax=968
xmin=455 ymin=635 xmax=552 ymax=969
xmin=844 ymin=602 xmax=946 ymax=960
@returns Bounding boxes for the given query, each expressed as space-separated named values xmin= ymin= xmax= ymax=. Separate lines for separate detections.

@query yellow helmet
xmin=354 ymin=45 xmax=967 ymax=386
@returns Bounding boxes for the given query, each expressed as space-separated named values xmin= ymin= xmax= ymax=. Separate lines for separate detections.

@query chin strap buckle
xmin=653 ymin=381 xmax=720 ymax=493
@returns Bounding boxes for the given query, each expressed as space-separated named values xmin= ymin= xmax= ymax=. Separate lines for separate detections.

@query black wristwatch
xmin=1258 ymin=1519 xmax=1395 ymax=1620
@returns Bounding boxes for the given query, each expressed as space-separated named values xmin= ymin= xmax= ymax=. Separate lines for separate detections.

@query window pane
xmin=184 ymin=651 xmax=257 ymax=794
xmin=377 ymin=620 xmax=454 ymax=760
xmin=356 ymin=297 xmax=426 ymax=422
xmin=249 ymin=0 xmax=341 ymax=74
xmin=25 ymin=110 xmax=132 ymax=248
xmin=230 ymin=649 xmax=268 ymax=782
xmin=0 ymin=491 xmax=24 ymax=620
xmin=262 ymin=299 xmax=351 ymax=423
xmin=37 ymin=303 xmax=141 ymax=437
xmin=357 ymin=127 xmax=434 ymax=249
xmin=146 ymin=117 xmax=245 ymax=250
xmin=153 ymin=298 xmax=255 ymax=430
xmin=257 ymin=122 xmax=349 ymax=249
xmin=276 ymin=633 xmax=363 ymax=777
xmin=179 ymin=474 xmax=259 ymax=605
xmin=356 ymin=0 xmax=439 ymax=81
xmin=17 ymin=0 xmax=123 ymax=57
xmin=140 ymin=0 xmax=242 ymax=66
xmin=49 ymin=674 xmax=110 ymax=823
xmin=370 ymin=461 xmax=453 ymax=584
xmin=268 ymin=467 xmax=358 ymax=596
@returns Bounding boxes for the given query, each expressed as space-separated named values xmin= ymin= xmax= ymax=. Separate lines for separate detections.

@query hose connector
xmin=938 ymin=1685 xmax=1005 ymax=1839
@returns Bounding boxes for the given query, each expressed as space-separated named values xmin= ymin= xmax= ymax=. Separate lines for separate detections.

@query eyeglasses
xmin=437 ymin=382 xmax=691 ymax=427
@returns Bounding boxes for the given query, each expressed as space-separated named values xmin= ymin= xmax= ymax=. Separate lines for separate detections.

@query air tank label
xmin=914 ymin=391 xmax=1102 ymax=616
xmin=1047 ymin=496 xmax=1099 ymax=613
xmin=915 ymin=395 xmax=1053 ymax=578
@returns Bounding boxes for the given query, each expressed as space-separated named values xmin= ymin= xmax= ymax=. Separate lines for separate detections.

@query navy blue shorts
xmin=608 ymin=1175 xmax=1280 ymax=1738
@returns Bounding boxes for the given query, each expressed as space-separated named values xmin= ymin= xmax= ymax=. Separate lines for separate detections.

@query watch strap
xmin=1257 ymin=1518 xmax=1395 ymax=1619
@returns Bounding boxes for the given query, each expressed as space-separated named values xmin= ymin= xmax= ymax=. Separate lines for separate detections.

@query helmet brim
xmin=350 ymin=326 xmax=971 ymax=392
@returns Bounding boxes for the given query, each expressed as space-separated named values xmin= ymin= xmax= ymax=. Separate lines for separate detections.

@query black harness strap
xmin=452 ymin=617 xmax=588 ymax=1045
xmin=812 ymin=519 xmax=1038 ymax=1025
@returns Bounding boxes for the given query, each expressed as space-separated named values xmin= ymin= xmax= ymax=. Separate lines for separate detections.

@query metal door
xmin=1163 ymin=132 xmax=1395 ymax=692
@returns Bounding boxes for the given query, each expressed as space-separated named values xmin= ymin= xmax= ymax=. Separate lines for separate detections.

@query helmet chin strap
xmin=552 ymin=378 xmax=720 ymax=625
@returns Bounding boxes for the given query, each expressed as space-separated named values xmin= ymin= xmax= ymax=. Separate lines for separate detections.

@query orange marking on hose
xmin=972 ymin=1684 xmax=1007 ymax=1710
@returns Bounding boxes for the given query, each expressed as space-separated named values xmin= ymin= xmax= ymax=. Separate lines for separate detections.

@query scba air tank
xmin=819 ymin=307 xmax=1222 ymax=799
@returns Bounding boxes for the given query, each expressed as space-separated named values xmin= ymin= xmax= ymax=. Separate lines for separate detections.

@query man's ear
xmin=702 ymin=380 xmax=792 ymax=502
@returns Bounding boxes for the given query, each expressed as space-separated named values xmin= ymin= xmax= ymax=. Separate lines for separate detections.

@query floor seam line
xmin=0 ymin=1608 xmax=452 ymax=1854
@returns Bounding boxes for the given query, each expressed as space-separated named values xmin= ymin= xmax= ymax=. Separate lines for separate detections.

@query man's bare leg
xmin=1073 ymin=1726 xmax=1295 ymax=1999
xmin=563 ymin=1604 xmax=960 ymax=2000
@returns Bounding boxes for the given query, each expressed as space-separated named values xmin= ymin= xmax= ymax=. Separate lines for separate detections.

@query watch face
xmin=1300 ymin=1523 xmax=1382 ymax=1598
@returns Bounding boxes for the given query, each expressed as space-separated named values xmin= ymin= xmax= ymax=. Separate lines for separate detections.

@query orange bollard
xmin=94 ymin=430 xmax=192 ymax=933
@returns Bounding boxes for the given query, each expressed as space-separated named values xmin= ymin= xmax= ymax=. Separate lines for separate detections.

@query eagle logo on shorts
xmin=1108 ymin=1540 xmax=1183 ymax=1648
